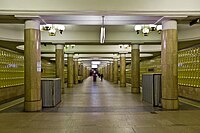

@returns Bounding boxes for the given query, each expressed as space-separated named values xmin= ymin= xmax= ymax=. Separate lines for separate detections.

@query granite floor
xmin=0 ymin=77 xmax=200 ymax=133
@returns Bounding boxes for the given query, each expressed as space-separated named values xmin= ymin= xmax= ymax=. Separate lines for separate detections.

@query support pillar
xmin=131 ymin=44 xmax=140 ymax=93
xmin=110 ymin=61 xmax=113 ymax=82
xmin=80 ymin=63 xmax=83 ymax=81
xmin=74 ymin=58 xmax=78 ymax=84
xmin=85 ymin=66 xmax=88 ymax=79
xmin=113 ymin=58 xmax=118 ymax=84
xmin=24 ymin=20 xmax=42 ymax=111
xmin=67 ymin=53 xmax=74 ymax=88
xmin=102 ymin=67 xmax=105 ymax=78
xmin=120 ymin=53 xmax=126 ymax=87
xmin=107 ymin=63 xmax=110 ymax=81
xmin=56 ymin=45 xmax=64 ymax=93
xmin=88 ymin=69 xmax=90 ymax=77
xmin=104 ymin=66 xmax=107 ymax=80
xmin=161 ymin=20 xmax=179 ymax=109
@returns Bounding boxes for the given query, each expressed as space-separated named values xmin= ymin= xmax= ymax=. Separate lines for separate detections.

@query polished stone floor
xmin=0 ymin=77 xmax=200 ymax=133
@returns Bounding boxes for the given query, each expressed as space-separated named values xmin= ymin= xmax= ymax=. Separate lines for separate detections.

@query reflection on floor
xmin=0 ymin=77 xmax=200 ymax=133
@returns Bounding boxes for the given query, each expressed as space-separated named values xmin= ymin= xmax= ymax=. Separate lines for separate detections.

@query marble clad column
xmin=131 ymin=44 xmax=140 ymax=93
xmin=85 ymin=66 xmax=88 ymax=78
xmin=102 ymin=67 xmax=105 ymax=76
xmin=107 ymin=63 xmax=110 ymax=81
xmin=56 ymin=45 xmax=64 ymax=93
xmin=80 ymin=63 xmax=83 ymax=81
xmin=161 ymin=20 xmax=179 ymax=110
xmin=104 ymin=66 xmax=107 ymax=80
xmin=87 ymin=69 xmax=90 ymax=77
xmin=74 ymin=58 xmax=78 ymax=84
xmin=67 ymin=53 xmax=74 ymax=88
xmin=82 ymin=66 xmax=85 ymax=80
xmin=113 ymin=58 xmax=118 ymax=84
xmin=110 ymin=61 xmax=113 ymax=82
xmin=24 ymin=20 xmax=42 ymax=111
xmin=120 ymin=53 xmax=126 ymax=87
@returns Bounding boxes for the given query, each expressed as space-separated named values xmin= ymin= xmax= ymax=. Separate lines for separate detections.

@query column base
xmin=120 ymin=83 xmax=126 ymax=87
xmin=67 ymin=83 xmax=73 ymax=88
xmin=131 ymin=87 xmax=140 ymax=94
xmin=24 ymin=100 xmax=42 ymax=112
xmin=113 ymin=81 xmax=118 ymax=84
xmin=61 ymin=88 xmax=65 ymax=94
xmin=162 ymin=98 xmax=179 ymax=110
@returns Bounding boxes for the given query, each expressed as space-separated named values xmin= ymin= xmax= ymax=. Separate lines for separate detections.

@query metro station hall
xmin=0 ymin=0 xmax=200 ymax=133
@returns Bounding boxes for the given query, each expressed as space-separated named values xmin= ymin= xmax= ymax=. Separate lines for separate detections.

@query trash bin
xmin=41 ymin=78 xmax=61 ymax=107
xmin=142 ymin=74 xmax=162 ymax=107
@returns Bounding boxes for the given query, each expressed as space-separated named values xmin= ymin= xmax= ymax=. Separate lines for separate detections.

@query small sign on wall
xmin=148 ymin=68 xmax=155 ymax=72
xmin=37 ymin=61 xmax=41 ymax=72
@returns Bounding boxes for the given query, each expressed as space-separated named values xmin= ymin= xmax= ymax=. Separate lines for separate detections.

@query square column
xmin=120 ymin=53 xmax=126 ymax=87
xmin=24 ymin=20 xmax=42 ymax=111
xmin=131 ymin=44 xmax=140 ymax=93
xmin=161 ymin=20 xmax=179 ymax=110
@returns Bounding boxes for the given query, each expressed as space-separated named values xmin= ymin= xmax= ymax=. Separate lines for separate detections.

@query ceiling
xmin=0 ymin=14 xmax=200 ymax=67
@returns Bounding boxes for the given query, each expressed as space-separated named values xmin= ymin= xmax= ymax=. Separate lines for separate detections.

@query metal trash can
xmin=142 ymin=74 xmax=162 ymax=107
xmin=41 ymin=78 xmax=61 ymax=107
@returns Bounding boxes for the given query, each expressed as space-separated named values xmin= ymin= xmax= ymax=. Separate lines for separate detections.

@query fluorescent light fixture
xmin=50 ymin=58 xmax=68 ymax=61
xmin=100 ymin=16 xmax=106 ymax=44
xmin=92 ymin=64 xmax=98 ymax=68
xmin=92 ymin=61 xmax=101 ymax=64
xmin=100 ymin=27 xmax=105 ymax=44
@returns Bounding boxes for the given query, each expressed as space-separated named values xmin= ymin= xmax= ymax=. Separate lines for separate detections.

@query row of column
xmin=67 ymin=54 xmax=90 ymax=88
xmin=24 ymin=19 xmax=178 ymax=111
xmin=103 ymin=20 xmax=178 ymax=110
xmin=24 ymin=20 xmax=89 ymax=111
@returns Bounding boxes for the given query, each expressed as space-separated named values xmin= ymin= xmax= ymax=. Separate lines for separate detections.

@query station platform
xmin=0 ymin=77 xmax=200 ymax=133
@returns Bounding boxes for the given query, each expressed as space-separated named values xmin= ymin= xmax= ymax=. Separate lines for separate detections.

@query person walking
xmin=100 ymin=74 xmax=103 ymax=81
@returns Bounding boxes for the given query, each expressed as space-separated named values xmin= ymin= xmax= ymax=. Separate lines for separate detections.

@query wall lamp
xmin=119 ymin=44 xmax=130 ymax=49
xmin=65 ymin=44 xmax=75 ymax=49
xmin=134 ymin=24 xmax=162 ymax=36
xmin=40 ymin=24 xmax=65 ymax=36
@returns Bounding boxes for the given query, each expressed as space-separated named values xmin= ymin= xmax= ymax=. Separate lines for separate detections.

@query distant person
xmin=93 ymin=73 xmax=97 ymax=82
xmin=100 ymin=74 xmax=103 ymax=81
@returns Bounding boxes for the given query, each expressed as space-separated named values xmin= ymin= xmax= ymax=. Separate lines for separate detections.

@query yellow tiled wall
xmin=138 ymin=46 xmax=200 ymax=101
xmin=0 ymin=47 xmax=57 ymax=88
xmin=0 ymin=47 xmax=57 ymax=103
xmin=140 ymin=56 xmax=161 ymax=83
xmin=139 ymin=46 xmax=200 ymax=88
xmin=0 ymin=48 xmax=24 ymax=88
xmin=178 ymin=47 xmax=200 ymax=87
xmin=41 ymin=60 xmax=56 ymax=78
